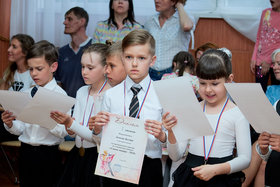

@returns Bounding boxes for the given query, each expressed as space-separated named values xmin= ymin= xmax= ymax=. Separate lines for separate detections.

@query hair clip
xmin=184 ymin=60 xmax=188 ymax=64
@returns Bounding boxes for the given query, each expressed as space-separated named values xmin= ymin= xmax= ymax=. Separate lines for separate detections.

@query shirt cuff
xmin=256 ymin=143 xmax=271 ymax=161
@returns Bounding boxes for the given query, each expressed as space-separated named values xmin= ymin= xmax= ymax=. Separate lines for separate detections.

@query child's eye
xmin=138 ymin=57 xmax=145 ymax=61
xmin=125 ymin=56 xmax=132 ymax=60
xmin=212 ymin=82 xmax=219 ymax=86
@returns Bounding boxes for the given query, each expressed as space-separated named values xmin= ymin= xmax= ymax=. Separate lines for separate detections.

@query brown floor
xmin=0 ymin=145 xmax=20 ymax=187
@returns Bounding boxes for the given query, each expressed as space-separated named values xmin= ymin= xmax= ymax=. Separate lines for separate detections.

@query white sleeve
xmin=69 ymin=121 xmax=93 ymax=142
xmin=228 ymin=117 xmax=251 ymax=173
xmin=167 ymin=138 xmax=189 ymax=162
xmin=4 ymin=120 xmax=25 ymax=136
xmin=50 ymin=124 xmax=68 ymax=138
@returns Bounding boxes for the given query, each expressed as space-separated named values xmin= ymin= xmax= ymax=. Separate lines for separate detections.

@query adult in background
xmin=145 ymin=0 xmax=194 ymax=81
xmin=0 ymin=34 xmax=35 ymax=142
xmin=250 ymin=0 xmax=280 ymax=92
xmin=92 ymin=0 xmax=142 ymax=44
xmin=55 ymin=7 xmax=92 ymax=98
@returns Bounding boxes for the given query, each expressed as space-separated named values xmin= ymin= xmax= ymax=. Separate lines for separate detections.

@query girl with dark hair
xmin=1 ymin=34 xmax=35 ymax=91
xmin=163 ymin=49 xmax=251 ymax=187
xmin=161 ymin=51 xmax=199 ymax=93
xmin=93 ymin=0 xmax=142 ymax=44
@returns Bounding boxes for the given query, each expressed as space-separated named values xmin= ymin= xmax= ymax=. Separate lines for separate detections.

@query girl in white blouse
xmin=163 ymin=49 xmax=251 ymax=187
xmin=50 ymin=43 xmax=111 ymax=187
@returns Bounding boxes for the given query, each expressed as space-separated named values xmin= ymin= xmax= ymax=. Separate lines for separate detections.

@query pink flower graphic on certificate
xmin=100 ymin=150 xmax=115 ymax=176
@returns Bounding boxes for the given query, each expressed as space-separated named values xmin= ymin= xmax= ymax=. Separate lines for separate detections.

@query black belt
xmin=185 ymin=153 xmax=233 ymax=168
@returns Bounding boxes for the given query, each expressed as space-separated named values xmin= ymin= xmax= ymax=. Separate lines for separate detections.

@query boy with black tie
xmin=1 ymin=40 xmax=68 ymax=187
xmin=91 ymin=29 xmax=166 ymax=187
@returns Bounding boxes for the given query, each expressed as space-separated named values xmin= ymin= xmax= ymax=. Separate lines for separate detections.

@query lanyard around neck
xmin=123 ymin=79 xmax=151 ymax=118
xmin=202 ymin=97 xmax=229 ymax=163
xmin=81 ymin=80 xmax=107 ymax=127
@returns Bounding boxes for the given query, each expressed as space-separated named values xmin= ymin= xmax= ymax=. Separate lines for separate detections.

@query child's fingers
xmin=192 ymin=166 xmax=202 ymax=172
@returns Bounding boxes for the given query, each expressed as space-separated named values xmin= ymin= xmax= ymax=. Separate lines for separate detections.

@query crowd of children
xmin=1 ymin=2 xmax=280 ymax=186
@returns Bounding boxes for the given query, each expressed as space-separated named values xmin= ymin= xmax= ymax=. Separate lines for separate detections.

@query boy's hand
xmin=270 ymin=134 xmax=280 ymax=152
xmin=50 ymin=111 xmax=73 ymax=128
xmin=88 ymin=111 xmax=110 ymax=135
xmin=162 ymin=112 xmax=177 ymax=132
xmin=145 ymin=120 xmax=166 ymax=143
xmin=258 ymin=132 xmax=271 ymax=154
xmin=1 ymin=110 xmax=16 ymax=128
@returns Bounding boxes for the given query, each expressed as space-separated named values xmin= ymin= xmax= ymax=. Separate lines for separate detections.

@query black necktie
xmin=129 ymin=86 xmax=141 ymax=118
xmin=31 ymin=87 xmax=38 ymax=97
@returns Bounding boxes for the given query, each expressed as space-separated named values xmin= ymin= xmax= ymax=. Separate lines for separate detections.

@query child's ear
xmin=227 ymin=74 xmax=234 ymax=83
xmin=150 ymin=55 xmax=156 ymax=67
xmin=51 ymin=62 xmax=58 ymax=73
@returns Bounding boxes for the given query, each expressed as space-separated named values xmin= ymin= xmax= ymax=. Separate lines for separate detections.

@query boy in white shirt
xmin=1 ymin=40 xmax=68 ymax=187
xmin=91 ymin=29 xmax=166 ymax=187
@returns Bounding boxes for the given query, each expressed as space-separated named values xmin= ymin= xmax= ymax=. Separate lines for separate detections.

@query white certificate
xmin=153 ymin=76 xmax=214 ymax=141
xmin=0 ymin=87 xmax=76 ymax=129
xmin=225 ymin=83 xmax=280 ymax=134
xmin=95 ymin=114 xmax=148 ymax=184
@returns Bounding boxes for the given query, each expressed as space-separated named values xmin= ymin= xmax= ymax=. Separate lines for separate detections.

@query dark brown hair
xmin=196 ymin=49 xmax=232 ymax=80
xmin=1 ymin=34 xmax=34 ymax=89
xmin=172 ymin=51 xmax=195 ymax=76
xmin=27 ymin=40 xmax=58 ymax=66
xmin=65 ymin=7 xmax=89 ymax=28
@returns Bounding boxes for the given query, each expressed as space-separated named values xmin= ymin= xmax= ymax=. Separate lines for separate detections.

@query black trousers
xmin=19 ymin=142 xmax=62 ymax=187
xmin=102 ymin=155 xmax=163 ymax=187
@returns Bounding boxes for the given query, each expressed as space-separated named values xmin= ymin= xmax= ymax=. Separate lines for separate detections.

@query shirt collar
xmin=125 ymin=75 xmax=151 ymax=93
xmin=153 ymin=11 xmax=178 ymax=26
xmin=38 ymin=78 xmax=57 ymax=90
xmin=68 ymin=37 xmax=92 ymax=51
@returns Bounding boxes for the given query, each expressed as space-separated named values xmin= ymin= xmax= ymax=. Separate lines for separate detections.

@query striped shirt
xmin=92 ymin=20 xmax=143 ymax=44
xmin=144 ymin=12 xmax=194 ymax=71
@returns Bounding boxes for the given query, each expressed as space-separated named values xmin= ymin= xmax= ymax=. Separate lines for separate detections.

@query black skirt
xmin=172 ymin=153 xmax=245 ymax=187
xmin=57 ymin=146 xmax=102 ymax=187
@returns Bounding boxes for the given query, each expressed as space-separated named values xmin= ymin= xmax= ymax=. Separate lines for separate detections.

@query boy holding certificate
xmin=1 ymin=41 xmax=68 ymax=187
xmin=92 ymin=29 xmax=166 ymax=187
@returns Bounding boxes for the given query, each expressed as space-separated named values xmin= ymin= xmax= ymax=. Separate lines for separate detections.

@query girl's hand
xmin=145 ymin=120 xmax=166 ymax=143
xmin=258 ymin=132 xmax=271 ymax=154
xmin=50 ymin=111 xmax=72 ymax=128
xmin=162 ymin=112 xmax=177 ymax=132
xmin=192 ymin=162 xmax=230 ymax=181
xmin=1 ymin=110 xmax=16 ymax=128
xmin=192 ymin=165 xmax=217 ymax=181
xmin=269 ymin=134 xmax=280 ymax=152
xmin=88 ymin=111 xmax=110 ymax=134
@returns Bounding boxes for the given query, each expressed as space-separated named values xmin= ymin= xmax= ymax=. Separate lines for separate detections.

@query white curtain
xmin=10 ymin=0 xmax=270 ymax=47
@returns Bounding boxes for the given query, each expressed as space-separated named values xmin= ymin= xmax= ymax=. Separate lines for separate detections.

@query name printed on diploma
xmin=95 ymin=114 xmax=147 ymax=184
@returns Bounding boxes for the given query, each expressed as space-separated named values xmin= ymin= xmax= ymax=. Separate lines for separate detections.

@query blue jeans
xmin=149 ymin=67 xmax=172 ymax=81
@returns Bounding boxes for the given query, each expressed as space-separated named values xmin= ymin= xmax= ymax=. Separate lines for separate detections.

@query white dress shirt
xmin=144 ymin=12 xmax=195 ymax=71
xmin=101 ymin=75 xmax=164 ymax=159
xmin=5 ymin=78 xmax=68 ymax=146
xmin=168 ymin=106 xmax=251 ymax=174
